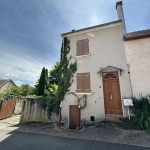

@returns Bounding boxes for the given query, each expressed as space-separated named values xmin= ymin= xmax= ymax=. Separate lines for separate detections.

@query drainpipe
xmin=127 ymin=64 xmax=133 ymax=97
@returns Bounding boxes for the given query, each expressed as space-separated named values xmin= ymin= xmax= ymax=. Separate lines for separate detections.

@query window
xmin=104 ymin=73 xmax=117 ymax=79
xmin=76 ymin=39 xmax=89 ymax=56
xmin=76 ymin=72 xmax=91 ymax=92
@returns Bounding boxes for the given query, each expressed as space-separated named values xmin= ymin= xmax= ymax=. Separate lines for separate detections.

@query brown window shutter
xmin=83 ymin=39 xmax=89 ymax=55
xmin=83 ymin=73 xmax=91 ymax=92
xmin=76 ymin=41 xmax=83 ymax=56
xmin=76 ymin=73 xmax=83 ymax=92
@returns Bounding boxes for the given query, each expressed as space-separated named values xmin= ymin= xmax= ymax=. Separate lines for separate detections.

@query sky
xmin=0 ymin=0 xmax=150 ymax=86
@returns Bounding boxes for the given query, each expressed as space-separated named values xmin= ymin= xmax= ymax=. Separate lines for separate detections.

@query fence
xmin=0 ymin=99 xmax=16 ymax=119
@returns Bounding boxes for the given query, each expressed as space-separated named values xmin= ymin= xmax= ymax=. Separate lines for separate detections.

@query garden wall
xmin=0 ymin=98 xmax=16 ymax=119
xmin=20 ymin=98 xmax=59 ymax=123
xmin=14 ymin=98 xmax=23 ymax=115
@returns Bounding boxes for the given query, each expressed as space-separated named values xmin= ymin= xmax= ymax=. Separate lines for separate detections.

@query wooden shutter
xmin=76 ymin=73 xmax=83 ymax=92
xmin=83 ymin=39 xmax=89 ymax=55
xmin=83 ymin=73 xmax=91 ymax=92
xmin=76 ymin=41 xmax=83 ymax=56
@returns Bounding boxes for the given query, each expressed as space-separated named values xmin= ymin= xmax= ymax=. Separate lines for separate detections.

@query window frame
xmin=76 ymin=39 xmax=89 ymax=56
xmin=76 ymin=72 xmax=91 ymax=93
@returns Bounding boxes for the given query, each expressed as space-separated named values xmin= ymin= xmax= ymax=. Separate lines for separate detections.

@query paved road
xmin=0 ymin=129 xmax=149 ymax=150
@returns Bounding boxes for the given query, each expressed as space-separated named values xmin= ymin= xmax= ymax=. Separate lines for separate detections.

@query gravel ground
xmin=0 ymin=115 xmax=150 ymax=148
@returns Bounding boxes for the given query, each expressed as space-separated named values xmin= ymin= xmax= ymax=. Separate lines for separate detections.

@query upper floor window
xmin=76 ymin=72 xmax=91 ymax=92
xmin=76 ymin=39 xmax=89 ymax=56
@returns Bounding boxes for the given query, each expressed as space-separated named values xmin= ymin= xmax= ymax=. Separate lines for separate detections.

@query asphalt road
xmin=0 ymin=129 xmax=149 ymax=150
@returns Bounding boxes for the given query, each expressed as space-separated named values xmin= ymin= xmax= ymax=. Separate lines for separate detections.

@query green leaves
xmin=0 ymin=84 xmax=36 ymax=99
xmin=37 ymin=37 xmax=77 ymax=119
xmin=37 ymin=67 xmax=48 ymax=96
xmin=119 ymin=96 xmax=150 ymax=130
xmin=131 ymin=96 xmax=150 ymax=130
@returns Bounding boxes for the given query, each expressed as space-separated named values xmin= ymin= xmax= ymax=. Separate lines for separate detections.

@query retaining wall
xmin=14 ymin=98 xmax=23 ymax=115
xmin=20 ymin=98 xmax=59 ymax=123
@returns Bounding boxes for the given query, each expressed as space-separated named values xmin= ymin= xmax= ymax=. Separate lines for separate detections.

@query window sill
xmin=75 ymin=92 xmax=93 ymax=95
xmin=75 ymin=53 xmax=91 ymax=59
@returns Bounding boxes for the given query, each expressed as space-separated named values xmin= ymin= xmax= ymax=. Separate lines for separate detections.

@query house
xmin=124 ymin=29 xmax=150 ymax=97
xmin=0 ymin=79 xmax=17 ymax=93
xmin=61 ymin=1 xmax=150 ymax=129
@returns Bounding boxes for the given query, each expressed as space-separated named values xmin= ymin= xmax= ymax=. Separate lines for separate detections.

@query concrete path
xmin=0 ymin=115 xmax=20 ymax=131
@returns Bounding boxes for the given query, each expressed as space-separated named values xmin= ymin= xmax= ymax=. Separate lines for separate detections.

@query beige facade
xmin=61 ymin=21 xmax=132 ymax=126
xmin=0 ymin=80 xmax=16 ymax=93
xmin=125 ymin=37 xmax=150 ymax=97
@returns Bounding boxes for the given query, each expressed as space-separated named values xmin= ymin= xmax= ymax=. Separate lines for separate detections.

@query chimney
xmin=116 ymin=1 xmax=127 ymax=35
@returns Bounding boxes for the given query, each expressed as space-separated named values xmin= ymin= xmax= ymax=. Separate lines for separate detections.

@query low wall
xmin=14 ymin=98 xmax=23 ymax=115
xmin=0 ymin=99 xmax=16 ymax=119
xmin=20 ymin=98 xmax=59 ymax=123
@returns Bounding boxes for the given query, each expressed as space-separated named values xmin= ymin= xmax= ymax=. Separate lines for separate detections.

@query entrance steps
xmin=104 ymin=114 xmax=123 ymax=123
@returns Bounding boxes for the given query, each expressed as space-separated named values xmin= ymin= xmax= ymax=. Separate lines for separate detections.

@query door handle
xmin=111 ymin=95 xmax=112 ymax=99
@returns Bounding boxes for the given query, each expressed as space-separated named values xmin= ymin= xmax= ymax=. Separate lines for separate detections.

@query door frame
xmin=102 ymin=71 xmax=123 ymax=115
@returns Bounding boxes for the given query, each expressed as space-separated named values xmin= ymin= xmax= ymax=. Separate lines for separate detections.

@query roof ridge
xmin=124 ymin=29 xmax=150 ymax=40
xmin=61 ymin=20 xmax=122 ymax=36
xmin=127 ymin=29 xmax=150 ymax=34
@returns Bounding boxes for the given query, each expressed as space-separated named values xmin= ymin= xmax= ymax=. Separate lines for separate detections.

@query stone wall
xmin=14 ymin=98 xmax=23 ymax=115
xmin=20 ymin=98 xmax=59 ymax=123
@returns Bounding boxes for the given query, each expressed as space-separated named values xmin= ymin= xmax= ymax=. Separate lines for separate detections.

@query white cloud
xmin=5 ymin=73 xmax=20 ymax=78
xmin=0 ymin=42 xmax=53 ymax=84
xmin=15 ymin=80 xmax=23 ymax=86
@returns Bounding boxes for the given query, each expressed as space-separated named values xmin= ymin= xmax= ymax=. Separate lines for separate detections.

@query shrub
xmin=119 ymin=95 xmax=150 ymax=130
xmin=131 ymin=96 xmax=150 ymax=130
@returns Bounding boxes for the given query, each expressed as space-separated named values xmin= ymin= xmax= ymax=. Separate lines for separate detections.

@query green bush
xmin=131 ymin=96 xmax=150 ymax=130
xmin=0 ymin=84 xmax=36 ymax=99
xmin=119 ymin=96 xmax=150 ymax=130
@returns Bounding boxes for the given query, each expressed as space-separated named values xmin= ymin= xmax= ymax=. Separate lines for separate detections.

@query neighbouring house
xmin=0 ymin=79 xmax=17 ymax=93
xmin=124 ymin=29 xmax=150 ymax=97
xmin=60 ymin=1 xmax=150 ymax=129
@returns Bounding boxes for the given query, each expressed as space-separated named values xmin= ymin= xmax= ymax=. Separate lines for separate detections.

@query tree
xmin=49 ymin=62 xmax=61 ymax=85
xmin=20 ymin=84 xmax=35 ymax=96
xmin=38 ymin=67 xmax=49 ymax=96
xmin=0 ymin=84 xmax=35 ymax=99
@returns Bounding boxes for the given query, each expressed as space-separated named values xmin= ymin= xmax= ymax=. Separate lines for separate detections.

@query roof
xmin=124 ymin=29 xmax=150 ymax=40
xmin=0 ymin=79 xmax=16 ymax=88
xmin=61 ymin=20 xmax=122 ymax=36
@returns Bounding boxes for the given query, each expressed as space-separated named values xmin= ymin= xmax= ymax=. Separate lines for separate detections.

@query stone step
xmin=104 ymin=114 xmax=123 ymax=122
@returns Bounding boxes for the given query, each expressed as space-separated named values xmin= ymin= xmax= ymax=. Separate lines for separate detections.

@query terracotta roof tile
xmin=124 ymin=29 xmax=150 ymax=39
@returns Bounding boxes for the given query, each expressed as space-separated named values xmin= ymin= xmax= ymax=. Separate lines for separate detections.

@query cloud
xmin=5 ymin=73 xmax=20 ymax=78
xmin=0 ymin=0 xmax=150 ymax=86
xmin=15 ymin=80 xmax=23 ymax=86
xmin=12 ymin=66 xmax=25 ymax=72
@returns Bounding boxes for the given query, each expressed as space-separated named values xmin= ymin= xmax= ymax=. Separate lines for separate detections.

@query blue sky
xmin=0 ymin=0 xmax=150 ymax=86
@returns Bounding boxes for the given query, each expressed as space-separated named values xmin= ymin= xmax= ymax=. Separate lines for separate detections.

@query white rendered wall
xmin=62 ymin=23 xmax=132 ymax=123
xmin=125 ymin=38 xmax=150 ymax=98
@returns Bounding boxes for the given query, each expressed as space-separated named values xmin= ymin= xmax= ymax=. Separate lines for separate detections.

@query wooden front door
xmin=69 ymin=105 xmax=78 ymax=129
xmin=102 ymin=71 xmax=123 ymax=115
